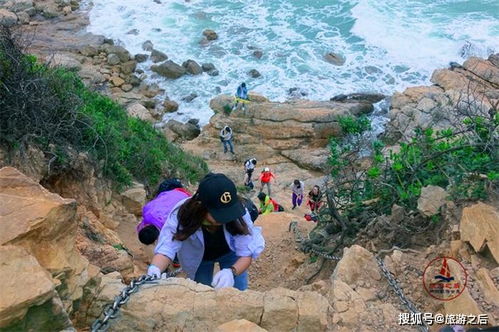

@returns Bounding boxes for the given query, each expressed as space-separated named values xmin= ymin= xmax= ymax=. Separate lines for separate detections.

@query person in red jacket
xmin=259 ymin=167 xmax=275 ymax=196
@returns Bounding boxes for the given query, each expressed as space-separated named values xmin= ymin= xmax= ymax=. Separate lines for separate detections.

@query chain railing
xmin=289 ymin=221 xmax=429 ymax=332
xmin=91 ymin=268 xmax=182 ymax=332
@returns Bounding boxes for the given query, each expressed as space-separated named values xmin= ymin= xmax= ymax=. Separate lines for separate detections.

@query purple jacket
xmin=136 ymin=188 xmax=191 ymax=232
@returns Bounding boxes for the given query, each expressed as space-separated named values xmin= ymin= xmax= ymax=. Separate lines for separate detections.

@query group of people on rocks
xmin=134 ymin=81 xmax=324 ymax=291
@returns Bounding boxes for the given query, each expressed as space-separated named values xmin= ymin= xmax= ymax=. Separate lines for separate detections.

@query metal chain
xmin=289 ymin=221 xmax=428 ymax=332
xmin=375 ymin=257 xmax=429 ymax=332
xmin=91 ymin=268 xmax=182 ymax=332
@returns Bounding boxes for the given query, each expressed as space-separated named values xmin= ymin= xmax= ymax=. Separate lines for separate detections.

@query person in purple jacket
xmin=136 ymin=179 xmax=191 ymax=245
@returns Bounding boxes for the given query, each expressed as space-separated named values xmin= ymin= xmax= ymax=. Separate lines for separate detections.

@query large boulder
xmin=126 ymin=103 xmax=154 ymax=122
xmin=0 ymin=167 xmax=91 ymax=328
xmin=202 ymin=29 xmax=218 ymax=40
xmin=150 ymin=49 xmax=168 ymax=63
xmin=151 ymin=60 xmax=186 ymax=79
xmin=460 ymin=202 xmax=499 ymax=263
xmin=217 ymin=319 xmax=267 ymax=332
xmin=417 ymin=185 xmax=447 ymax=217
xmin=166 ymin=119 xmax=201 ymax=141
xmin=120 ymin=182 xmax=146 ymax=216
xmin=87 ymin=278 xmax=331 ymax=331
xmin=100 ymin=44 xmax=131 ymax=62
xmin=50 ymin=53 xmax=82 ymax=70
xmin=0 ymin=9 xmax=17 ymax=27
xmin=182 ymin=59 xmax=203 ymax=75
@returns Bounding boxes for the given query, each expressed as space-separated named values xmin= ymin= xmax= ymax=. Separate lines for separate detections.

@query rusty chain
xmin=90 ymin=268 xmax=182 ymax=332
xmin=289 ymin=221 xmax=429 ymax=332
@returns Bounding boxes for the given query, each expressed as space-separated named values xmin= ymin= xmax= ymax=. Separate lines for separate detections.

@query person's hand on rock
xmin=211 ymin=268 xmax=234 ymax=289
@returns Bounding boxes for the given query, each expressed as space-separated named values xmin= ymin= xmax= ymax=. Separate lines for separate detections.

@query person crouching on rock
xmin=147 ymin=173 xmax=265 ymax=290
xmin=257 ymin=192 xmax=284 ymax=215
xmin=307 ymin=185 xmax=323 ymax=214
xmin=137 ymin=178 xmax=191 ymax=246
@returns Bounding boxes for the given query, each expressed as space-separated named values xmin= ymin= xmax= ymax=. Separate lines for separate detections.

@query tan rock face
xmin=0 ymin=167 xmax=91 ymax=329
xmin=87 ymin=278 xmax=331 ymax=332
xmin=216 ymin=319 xmax=268 ymax=332
xmin=417 ymin=185 xmax=447 ymax=217
xmin=120 ymin=182 xmax=146 ymax=216
xmin=460 ymin=202 xmax=499 ymax=263
xmin=0 ymin=246 xmax=55 ymax=328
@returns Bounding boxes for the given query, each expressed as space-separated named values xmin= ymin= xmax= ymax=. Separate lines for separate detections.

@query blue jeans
xmin=194 ymin=251 xmax=248 ymax=290
xmin=222 ymin=139 xmax=234 ymax=153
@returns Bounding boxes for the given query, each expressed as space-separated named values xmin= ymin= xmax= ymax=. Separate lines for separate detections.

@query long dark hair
xmin=173 ymin=193 xmax=250 ymax=241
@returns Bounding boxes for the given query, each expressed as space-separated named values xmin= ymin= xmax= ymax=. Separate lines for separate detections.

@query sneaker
xmin=292 ymin=206 xmax=296 ymax=210
xmin=172 ymin=262 xmax=181 ymax=268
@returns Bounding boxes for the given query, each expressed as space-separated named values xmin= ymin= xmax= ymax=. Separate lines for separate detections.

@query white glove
xmin=211 ymin=268 xmax=235 ymax=289
xmin=147 ymin=264 xmax=161 ymax=279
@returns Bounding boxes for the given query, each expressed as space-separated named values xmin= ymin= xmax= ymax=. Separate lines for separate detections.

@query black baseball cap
xmin=198 ymin=173 xmax=245 ymax=224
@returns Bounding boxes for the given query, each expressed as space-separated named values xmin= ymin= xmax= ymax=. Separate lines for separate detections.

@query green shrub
xmin=0 ymin=27 xmax=208 ymax=189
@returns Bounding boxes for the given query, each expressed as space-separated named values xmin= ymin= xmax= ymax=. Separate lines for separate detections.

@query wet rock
xmin=126 ymin=29 xmax=139 ymax=35
xmin=120 ymin=60 xmax=137 ymax=75
xmin=202 ymin=29 xmax=218 ymax=40
xmin=202 ymin=62 xmax=216 ymax=72
xmin=134 ymin=53 xmax=148 ymax=63
xmin=460 ymin=202 xmax=499 ymax=263
xmin=187 ymin=118 xmax=199 ymax=126
xmin=142 ymin=40 xmax=154 ymax=51
xmin=253 ymin=50 xmax=263 ymax=59
xmin=288 ymin=87 xmax=308 ymax=98
xmin=125 ymin=103 xmax=154 ymax=122
xmin=248 ymin=69 xmax=261 ymax=78
xmin=110 ymin=76 xmax=125 ymax=87
xmin=151 ymin=60 xmax=186 ymax=79
xmin=16 ymin=11 xmax=29 ymax=24
xmin=36 ymin=3 xmax=59 ymax=18
xmin=79 ymin=45 xmax=98 ymax=57
xmin=488 ymin=53 xmax=499 ymax=68
xmin=163 ymin=100 xmax=179 ymax=113
xmin=121 ymin=84 xmax=133 ymax=92
xmin=139 ymin=82 xmax=163 ymax=98
xmin=182 ymin=59 xmax=203 ymax=75
xmin=417 ymin=185 xmax=447 ymax=217
xmin=324 ymin=52 xmax=345 ymax=66
xmin=331 ymin=93 xmax=385 ymax=104
xmin=100 ymin=44 xmax=131 ymax=62
xmin=9 ymin=0 xmax=33 ymax=13
xmin=107 ymin=53 xmax=120 ymax=65
xmin=181 ymin=93 xmax=198 ymax=102
xmin=0 ymin=9 xmax=17 ymax=27
xmin=128 ymin=74 xmax=142 ymax=87
xmin=208 ymin=69 xmax=219 ymax=76
xmin=167 ymin=120 xmax=201 ymax=140
xmin=50 ymin=54 xmax=82 ymax=71
xmin=150 ymin=49 xmax=168 ymax=63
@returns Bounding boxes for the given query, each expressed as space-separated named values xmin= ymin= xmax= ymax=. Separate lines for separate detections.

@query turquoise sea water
xmin=88 ymin=0 xmax=499 ymax=124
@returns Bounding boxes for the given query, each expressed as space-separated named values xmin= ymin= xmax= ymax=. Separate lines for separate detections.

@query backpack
xmin=261 ymin=171 xmax=272 ymax=183
xmin=241 ymin=197 xmax=258 ymax=222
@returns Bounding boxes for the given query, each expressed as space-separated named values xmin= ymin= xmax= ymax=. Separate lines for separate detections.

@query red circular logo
xmin=422 ymin=256 xmax=467 ymax=301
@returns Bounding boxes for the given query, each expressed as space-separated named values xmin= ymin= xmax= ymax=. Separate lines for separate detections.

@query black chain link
xmin=289 ymin=221 xmax=429 ymax=332
xmin=91 ymin=268 xmax=181 ymax=332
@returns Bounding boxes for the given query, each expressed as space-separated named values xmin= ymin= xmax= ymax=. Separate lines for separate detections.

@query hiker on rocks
xmin=136 ymin=178 xmax=191 ymax=245
xmin=291 ymin=179 xmax=304 ymax=210
xmin=232 ymin=82 xmax=249 ymax=111
xmin=219 ymin=125 xmax=234 ymax=154
xmin=257 ymin=192 xmax=283 ymax=215
xmin=307 ymin=185 xmax=323 ymax=214
xmin=259 ymin=167 xmax=275 ymax=196
xmin=243 ymin=158 xmax=257 ymax=189
xmin=148 ymin=173 xmax=265 ymax=291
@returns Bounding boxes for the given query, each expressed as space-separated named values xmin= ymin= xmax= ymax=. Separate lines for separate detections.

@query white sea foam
xmin=87 ymin=0 xmax=499 ymax=125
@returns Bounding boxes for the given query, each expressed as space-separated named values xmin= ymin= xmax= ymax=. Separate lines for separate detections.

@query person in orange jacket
xmin=259 ymin=167 xmax=275 ymax=196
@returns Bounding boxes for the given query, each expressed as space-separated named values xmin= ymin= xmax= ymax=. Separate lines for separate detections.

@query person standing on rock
xmin=259 ymin=167 xmax=275 ymax=196
xmin=232 ymin=82 xmax=249 ymax=111
xmin=307 ymin=185 xmax=323 ymax=214
xmin=291 ymin=179 xmax=304 ymax=210
xmin=243 ymin=158 xmax=257 ymax=189
xmin=136 ymin=178 xmax=191 ymax=245
xmin=147 ymin=173 xmax=265 ymax=291
xmin=219 ymin=125 xmax=235 ymax=154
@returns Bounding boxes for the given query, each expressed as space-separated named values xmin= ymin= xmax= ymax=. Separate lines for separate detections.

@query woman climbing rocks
xmin=259 ymin=167 xmax=275 ymax=196
xmin=291 ymin=179 xmax=304 ymax=210
xmin=307 ymin=185 xmax=323 ymax=214
xmin=147 ymin=173 xmax=265 ymax=291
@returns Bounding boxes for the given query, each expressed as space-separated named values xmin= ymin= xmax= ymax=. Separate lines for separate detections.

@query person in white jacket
xmin=147 ymin=173 xmax=265 ymax=290
xmin=291 ymin=179 xmax=304 ymax=209
xmin=219 ymin=126 xmax=234 ymax=154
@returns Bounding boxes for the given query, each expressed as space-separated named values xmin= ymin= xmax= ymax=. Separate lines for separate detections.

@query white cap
xmin=264 ymin=167 xmax=270 ymax=172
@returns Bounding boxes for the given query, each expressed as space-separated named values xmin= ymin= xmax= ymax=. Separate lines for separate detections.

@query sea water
xmin=87 ymin=0 xmax=499 ymax=126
